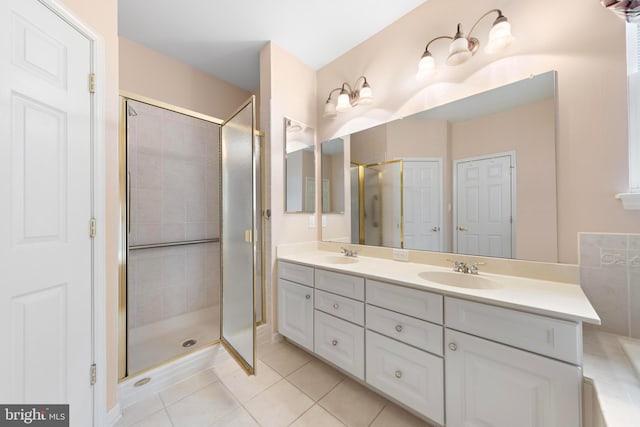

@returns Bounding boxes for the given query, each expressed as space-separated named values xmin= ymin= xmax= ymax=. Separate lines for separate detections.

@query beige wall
xmin=119 ymin=37 xmax=251 ymax=120
xmin=57 ymin=0 xmax=119 ymax=412
xmin=451 ymin=98 xmax=557 ymax=261
xmin=317 ymin=0 xmax=640 ymax=263
xmin=260 ymin=42 xmax=318 ymax=336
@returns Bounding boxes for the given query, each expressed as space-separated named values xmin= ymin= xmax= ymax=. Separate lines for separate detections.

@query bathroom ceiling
xmin=117 ymin=0 xmax=427 ymax=92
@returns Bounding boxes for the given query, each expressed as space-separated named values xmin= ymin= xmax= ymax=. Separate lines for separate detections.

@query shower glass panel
xmin=361 ymin=161 xmax=403 ymax=248
xmin=126 ymin=99 xmax=221 ymax=376
xmin=220 ymin=97 xmax=256 ymax=373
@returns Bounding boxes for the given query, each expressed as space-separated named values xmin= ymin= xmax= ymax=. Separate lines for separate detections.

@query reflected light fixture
xmin=323 ymin=76 xmax=373 ymax=118
xmin=417 ymin=9 xmax=514 ymax=81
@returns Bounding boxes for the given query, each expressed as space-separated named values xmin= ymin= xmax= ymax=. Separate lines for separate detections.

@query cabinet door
xmin=445 ymin=329 xmax=581 ymax=427
xmin=278 ymin=279 xmax=314 ymax=351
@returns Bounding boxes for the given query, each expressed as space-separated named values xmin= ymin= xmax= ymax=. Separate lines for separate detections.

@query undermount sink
xmin=418 ymin=271 xmax=501 ymax=289
xmin=319 ymin=255 xmax=359 ymax=265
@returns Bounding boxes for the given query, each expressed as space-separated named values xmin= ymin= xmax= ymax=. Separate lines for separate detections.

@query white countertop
xmin=278 ymin=249 xmax=601 ymax=325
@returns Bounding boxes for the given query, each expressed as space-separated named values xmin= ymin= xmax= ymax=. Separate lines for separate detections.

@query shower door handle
xmin=127 ymin=172 xmax=131 ymax=234
xmin=244 ymin=229 xmax=252 ymax=243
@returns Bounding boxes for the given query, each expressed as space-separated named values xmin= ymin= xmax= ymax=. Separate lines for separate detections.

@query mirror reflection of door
xmin=455 ymin=153 xmax=514 ymax=258
xmin=403 ymin=159 xmax=443 ymax=251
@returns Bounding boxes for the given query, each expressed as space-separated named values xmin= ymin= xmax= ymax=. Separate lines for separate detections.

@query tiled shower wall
xmin=580 ymin=233 xmax=640 ymax=337
xmin=127 ymin=100 xmax=220 ymax=329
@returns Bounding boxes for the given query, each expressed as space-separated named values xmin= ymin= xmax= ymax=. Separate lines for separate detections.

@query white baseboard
xmin=104 ymin=404 xmax=122 ymax=427
xmin=119 ymin=343 xmax=230 ymax=408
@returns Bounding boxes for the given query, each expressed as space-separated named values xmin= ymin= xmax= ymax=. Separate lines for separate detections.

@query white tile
xmin=130 ymin=409 xmax=173 ymax=427
xmin=287 ymin=359 xmax=344 ymax=401
xmin=244 ymin=379 xmax=314 ymax=427
xmin=290 ymin=404 xmax=345 ymax=427
xmin=259 ymin=341 xmax=312 ymax=377
xmin=209 ymin=406 xmax=260 ymax=427
xmin=580 ymin=267 xmax=629 ymax=335
xmin=319 ymin=379 xmax=386 ymax=427
xmin=159 ymin=368 xmax=218 ymax=406
xmin=218 ymin=360 xmax=282 ymax=402
xmin=165 ymin=382 xmax=239 ymax=427
xmin=370 ymin=403 xmax=434 ymax=427
xmin=120 ymin=394 xmax=164 ymax=426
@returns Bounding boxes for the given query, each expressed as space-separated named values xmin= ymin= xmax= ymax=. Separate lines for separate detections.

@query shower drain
xmin=182 ymin=339 xmax=197 ymax=348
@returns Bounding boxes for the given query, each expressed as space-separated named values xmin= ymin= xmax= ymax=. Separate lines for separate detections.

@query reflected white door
xmin=455 ymin=154 xmax=513 ymax=258
xmin=403 ymin=160 xmax=442 ymax=251
xmin=0 ymin=0 xmax=93 ymax=423
xmin=220 ymin=97 xmax=257 ymax=374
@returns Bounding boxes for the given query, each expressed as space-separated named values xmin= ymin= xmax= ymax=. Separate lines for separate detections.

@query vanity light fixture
xmin=417 ymin=9 xmax=514 ymax=81
xmin=323 ymin=76 xmax=373 ymax=118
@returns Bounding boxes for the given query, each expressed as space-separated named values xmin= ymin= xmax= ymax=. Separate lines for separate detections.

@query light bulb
xmin=417 ymin=51 xmax=436 ymax=81
xmin=336 ymin=91 xmax=352 ymax=112
xmin=359 ymin=83 xmax=373 ymax=105
xmin=446 ymin=36 xmax=472 ymax=66
xmin=486 ymin=18 xmax=514 ymax=53
xmin=323 ymin=100 xmax=336 ymax=118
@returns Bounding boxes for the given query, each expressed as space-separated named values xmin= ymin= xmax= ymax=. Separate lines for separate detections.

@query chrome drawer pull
xmin=449 ymin=343 xmax=457 ymax=351
xmin=395 ymin=370 xmax=402 ymax=379
xmin=333 ymin=303 xmax=339 ymax=309
xmin=305 ymin=294 xmax=311 ymax=300
xmin=331 ymin=339 xmax=338 ymax=346
xmin=395 ymin=324 xmax=403 ymax=332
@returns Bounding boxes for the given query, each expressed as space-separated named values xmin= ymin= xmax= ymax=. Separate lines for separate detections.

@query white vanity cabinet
xmin=277 ymin=262 xmax=314 ymax=352
xmin=444 ymin=297 xmax=582 ymax=427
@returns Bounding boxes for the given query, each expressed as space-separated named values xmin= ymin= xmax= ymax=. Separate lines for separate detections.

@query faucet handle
xmin=470 ymin=262 xmax=486 ymax=274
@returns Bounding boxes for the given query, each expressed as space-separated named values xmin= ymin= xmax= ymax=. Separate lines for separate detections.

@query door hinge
xmin=90 ymin=363 xmax=97 ymax=386
xmin=89 ymin=73 xmax=96 ymax=93
xmin=90 ymin=218 xmax=96 ymax=238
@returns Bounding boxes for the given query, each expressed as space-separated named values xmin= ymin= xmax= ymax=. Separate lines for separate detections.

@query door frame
xmin=399 ymin=157 xmax=444 ymax=252
xmin=35 ymin=0 xmax=107 ymax=425
xmin=452 ymin=151 xmax=516 ymax=257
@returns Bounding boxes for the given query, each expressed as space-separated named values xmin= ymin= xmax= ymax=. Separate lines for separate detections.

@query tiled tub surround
xmin=579 ymin=233 xmax=640 ymax=337
xmin=277 ymin=243 xmax=600 ymax=426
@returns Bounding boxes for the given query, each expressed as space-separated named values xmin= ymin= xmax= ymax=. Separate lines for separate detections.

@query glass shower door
xmin=220 ymin=97 xmax=257 ymax=374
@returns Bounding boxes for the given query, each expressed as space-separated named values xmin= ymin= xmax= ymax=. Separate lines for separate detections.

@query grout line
xmin=367 ymin=402 xmax=388 ymax=427
xmin=162 ymin=407 xmax=175 ymax=427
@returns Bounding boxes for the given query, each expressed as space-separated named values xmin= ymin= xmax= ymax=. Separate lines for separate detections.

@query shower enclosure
xmin=119 ymin=94 xmax=263 ymax=379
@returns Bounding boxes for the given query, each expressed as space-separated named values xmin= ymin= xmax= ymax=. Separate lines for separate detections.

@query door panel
xmin=0 ymin=0 xmax=93 ymax=423
xmin=403 ymin=160 xmax=441 ymax=251
xmin=220 ymin=97 xmax=256 ymax=373
xmin=456 ymin=155 xmax=512 ymax=258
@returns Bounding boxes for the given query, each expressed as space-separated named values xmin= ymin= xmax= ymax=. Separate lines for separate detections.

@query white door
xmin=445 ymin=329 xmax=581 ymax=427
xmin=0 ymin=0 xmax=94 ymax=424
xmin=455 ymin=154 xmax=513 ymax=258
xmin=277 ymin=279 xmax=314 ymax=351
xmin=403 ymin=160 xmax=442 ymax=251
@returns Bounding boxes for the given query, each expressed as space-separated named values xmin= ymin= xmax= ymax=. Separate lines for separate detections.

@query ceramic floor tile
xmin=209 ymin=406 xmax=260 ymax=427
xmin=120 ymin=394 xmax=165 ymax=426
xmin=129 ymin=409 xmax=173 ymax=427
xmin=244 ymin=379 xmax=314 ymax=427
xmin=218 ymin=360 xmax=282 ymax=402
xmin=319 ymin=378 xmax=387 ymax=427
xmin=287 ymin=359 xmax=345 ymax=400
xmin=159 ymin=368 xmax=218 ymax=406
xmin=370 ymin=403 xmax=434 ymax=427
xmin=212 ymin=356 xmax=245 ymax=380
xmin=290 ymin=404 xmax=345 ymax=427
xmin=166 ymin=382 xmax=239 ymax=427
xmin=259 ymin=341 xmax=313 ymax=376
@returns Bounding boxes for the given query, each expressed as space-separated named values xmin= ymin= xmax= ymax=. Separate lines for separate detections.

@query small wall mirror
xmin=285 ymin=118 xmax=316 ymax=213
xmin=321 ymin=138 xmax=345 ymax=214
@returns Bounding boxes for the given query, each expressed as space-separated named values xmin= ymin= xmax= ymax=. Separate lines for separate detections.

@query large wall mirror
xmin=285 ymin=117 xmax=316 ymax=213
xmin=320 ymin=71 xmax=558 ymax=263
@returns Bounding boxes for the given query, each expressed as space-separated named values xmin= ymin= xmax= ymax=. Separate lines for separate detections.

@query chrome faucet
xmin=340 ymin=247 xmax=358 ymax=257
xmin=451 ymin=260 xmax=482 ymax=274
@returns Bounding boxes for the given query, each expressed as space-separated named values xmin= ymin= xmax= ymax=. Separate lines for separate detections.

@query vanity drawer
xmin=366 ymin=330 xmax=444 ymax=425
xmin=445 ymin=297 xmax=581 ymax=364
xmin=315 ymin=289 xmax=364 ymax=326
xmin=314 ymin=310 xmax=365 ymax=380
xmin=315 ymin=269 xmax=365 ymax=301
xmin=366 ymin=280 xmax=443 ymax=324
xmin=366 ymin=305 xmax=442 ymax=356
xmin=278 ymin=261 xmax=313 ymax=287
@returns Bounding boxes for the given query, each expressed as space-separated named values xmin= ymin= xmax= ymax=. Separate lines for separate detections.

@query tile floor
xmin=115 ymin=339 xmax=434 ymax=427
